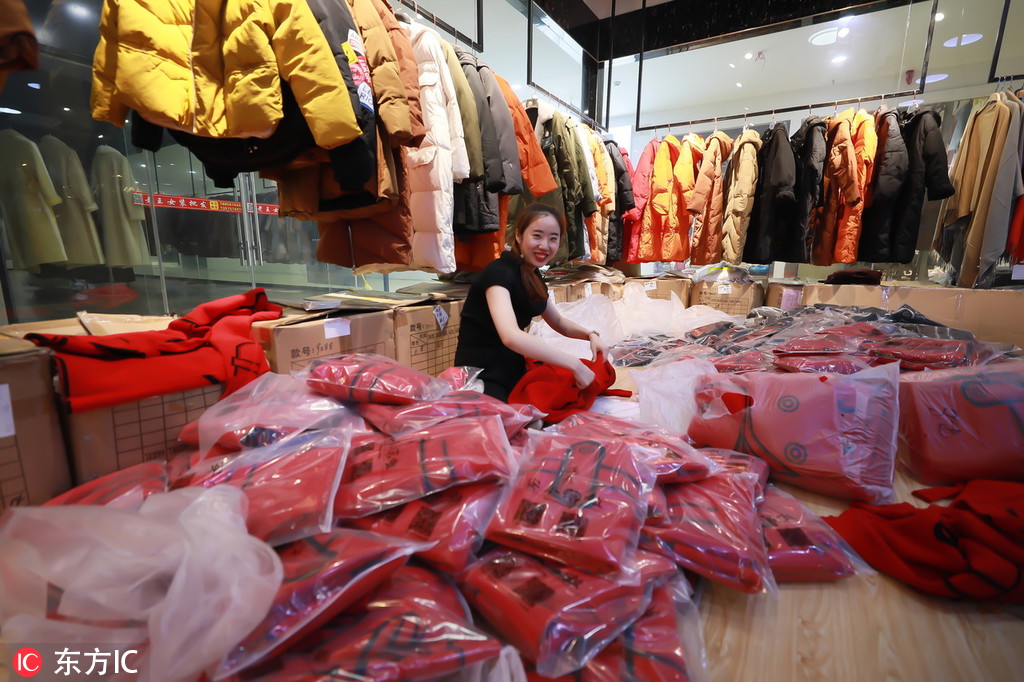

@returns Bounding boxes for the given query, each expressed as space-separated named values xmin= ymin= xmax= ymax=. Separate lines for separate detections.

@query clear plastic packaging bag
xmin=634 ymin=549 xmax=681 ymax=587
xmin=0 ymin=487 xmax=282 ymax=682
xmin=183 ymin=372 xmax=353 ymax=459
xmin=645 ymin=484 xmax=670 ymax=527
xmin=359 ymin=390 xmax=543 ymax=438
xmin=348 ymin=481 xmax=503 ymax=573
xmin=773 ymin=354 xmax=872 ymax=375
xmin=641 ymin=471 xmax=777 ymax=594
xmin=485 ymin=430 xmax=656 ymax=575
xmin=439 ymin=365 xmax=485 ymax=392
xmin=552 ymin=411 xmax=718 ymax=484
xmin=632 ymin=359 xmax=718 ymax=436
xmin=863 ymin=336 xmax=1000 ymax=371
xmin=688 ymin=363 xmax=899 ymax=504
xmin=700 ymin=449 xmax=770 ymax=503
xmin=242 ymin=565 xmax=503 ymax=681
xmin=333 ymin=415 xmax=515 ymax=519
xmin=44 ymin=460 xmax=168 ymax=507
xmin=305 ymin=353 xmax=449 ymax=405
xmin=462 ymin=549 xmax=649 ymax=678
xmin=898 ymin=361 xmax=1024 ymax=484
xmin=771 ymin=333 xmax=854 ymax=355
xmin=760 ymin=485 xmax=869 ymax=582
xmin=184 ymin=427 xmax=355 ymax=546
xmin=215 ymin=529 xmax=427 ymax=679
xmin=711 ymin=350 xmax=776 ymax=374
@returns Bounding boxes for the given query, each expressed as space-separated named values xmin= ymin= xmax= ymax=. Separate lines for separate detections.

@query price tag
xmin=433 ymin=305 xmax=450 ymax=331
xmin=324 ymin=318 xmax=351 ymax=339
xmin=717 ymin=283 xmax=733 ymax=295
xmin=584 ymin=283 xmax=593 ymax=297
xmin=1013 ymin=264 xmax=1024 ymax=281
xmin=0 ymin=385 xmax=13 ymax=439
xmin=644 ymin=281 xmax=658 ymax=291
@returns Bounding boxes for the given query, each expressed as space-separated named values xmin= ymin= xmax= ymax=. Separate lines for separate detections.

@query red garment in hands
xmin=825 ymin=480 xmax=1024 ymax=602
xmin=508 ymin=353 xmax=630 ymax=423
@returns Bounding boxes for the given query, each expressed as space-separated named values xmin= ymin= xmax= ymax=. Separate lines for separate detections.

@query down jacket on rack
xmin=689 ymin=131 xmax=734 ymax=265
xmin=91 ymin=0 xmax=362 ymax=148
xmin=858 ymin=106 xmax=909 ymax=262
xmin=744 ymin=123 xmax=796 ymax=264
xmin=789 ymin=116 xmax=827 ymax=263
xmin=722 ymin=129 xmax=762 ymax=264
xmin=623 ymin=139 xmax=657 ymax=263
xmin=811 ymin=110 xmax=861 ymax=266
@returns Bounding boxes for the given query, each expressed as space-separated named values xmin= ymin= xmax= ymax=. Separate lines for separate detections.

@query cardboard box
xmin=802 ymin=284 xmax=1024 ymax=347
xmin=630 ymin=277 xmax=692 ymax=303
xmin=0 ymin=338 xmax=71 ymax=508
xmin=253 ymin=309 xmax=396 ymax=374
xmin=394 ymin=300 xmax=463 ymax=376
xmin=690 ymin=281 xmax=765 ymax=315
xmin=598 ymin=282 xmax=624 ymax=300
xmin=77 ymin=312 xmax=175 ymax=335
xmin=0 ymin=317 xmax=86 ymax=338
xmin=67 ymin=384 xmax=222 ymax=483
xmin=765 ymin=281 xmax=806 ymax=310
xmin=548 ymin=282 xmax=593 ymax=304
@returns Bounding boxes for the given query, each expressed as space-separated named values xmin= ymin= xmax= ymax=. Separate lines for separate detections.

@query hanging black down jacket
xmin=889 ymin=107 xmax=955 ymax=264
xmin=744 ymin=123 xmax=797 ymax=264
xmin=858 ymin=106 xmax=910 ymax=262
xmin=789 ymin=116 xmax=827 ymax=263
xmin=604 ymin=140 xmax=636 ymax=262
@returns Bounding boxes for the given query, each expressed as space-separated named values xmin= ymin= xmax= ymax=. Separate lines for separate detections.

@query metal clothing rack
xmin=988 ymin=0 xmax=1024 ymax=84
xmin=524 ymin=86 xmax=609 ymax=133
xmin=394 ymin=0 xmax=483 ymax=52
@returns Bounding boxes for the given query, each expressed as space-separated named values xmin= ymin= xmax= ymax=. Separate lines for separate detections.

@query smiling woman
xmin=453 ymin=203 xmax=609 ymax=401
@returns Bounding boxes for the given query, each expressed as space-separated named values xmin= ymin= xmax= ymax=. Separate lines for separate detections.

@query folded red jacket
xmin=359 ymin=390 xmax=539 ymax=437
xmin=26 ymin=288 xmax=279 ymax=412
xmin=462 ymin=549 xmax=649 ymax=678
xmin=509 ymin=353 xmax=630 ymax=423
xmin=711 ymin=351 xmax=775 ymax=374
xmin=773 ymin=354 xmax=871 ymax=375
xmin=641 ymin=472 xmax=774 ymax=594
xmin=554 ymin=411 xmax=716 ymax=484
xmin=825 ymin=480 xmax=1024 ymax=602
xmin=864 ymin=336 xmax=997 ymax=371
xmin=306 ymin=353 xmax=446 ymax=405
xmin=898 ymin=361 xmax=1024 ymax=484
xmin=760 ymin=486 xmax=857 ymax=582
xmin=268 ymin=565 xmax=502 ymax=681
xmin=333 ymin=416 xmax=513 ymax=519
xmin=45 ymin=461 xmax=168 ymax=507
xmin=700 ymin=449 xmax=770 ymax=503
xmin=773 ymin=334 xmax=851 ymax=355
xmin=486 ymin=431 xmax=655 ymax=574
xmin=349 ymin=482 xmax=502 ymax=573
xmin=217 ymin=530 xmax=418 ymax=678
xmin=688 ymin=364 xmax=899 ymax=503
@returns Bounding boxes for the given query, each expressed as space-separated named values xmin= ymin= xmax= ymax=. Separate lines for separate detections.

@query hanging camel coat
xmin=811 ymin=110 xmax=862 ymax=266
xmin=721 ymin=129 xmax=763 ymax=264
xmin=368 ymin=0 xmax=425 ymax=145
xmin=689 ymin=131 xmax=734 ymax=266
xmin=832 ymin=108 xmax=878 ymax=263
xmin=39 ymin=135 xmax=106 ymax=266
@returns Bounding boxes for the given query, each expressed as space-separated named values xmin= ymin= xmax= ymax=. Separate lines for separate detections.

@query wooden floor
xmin=698 ymin=472 xmax=1024 ymax=682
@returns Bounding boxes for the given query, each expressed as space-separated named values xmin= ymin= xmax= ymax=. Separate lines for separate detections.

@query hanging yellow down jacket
xmin=91 ymin=0 xmax=362 ymax=149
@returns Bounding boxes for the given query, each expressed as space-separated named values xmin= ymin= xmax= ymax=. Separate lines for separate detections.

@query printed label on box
xmin=324 ymin=318 xmax=352 ymax=339
xmin=717 ymin=284 xmax=732 ymax=295
xmin=644 ymin=281 xmax=658 ymax=291
xmin=433 ymin=305 xmax=450 ymax=331
xmin=780 ymin=287 xmax=802 ymax=310
xmin=584 ymin=283 xmax=593 ymax=297
xmin=0 ymin=385 xmax=13 ymax=439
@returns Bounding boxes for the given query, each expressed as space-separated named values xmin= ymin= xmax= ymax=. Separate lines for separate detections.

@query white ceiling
xmin=579 ymin=0 xmax=673 ymax=20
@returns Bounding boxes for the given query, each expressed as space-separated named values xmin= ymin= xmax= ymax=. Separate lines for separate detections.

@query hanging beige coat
xmin=689 ymin=131 xmax=734 ymax=265
xmin=0 ymin=130 xmax=67 ymax=270
xmin=91 ymin=145 xmax=149 ymax=267
xmin=722 ymin=129 xmax=763 ymax=264
xmin=39 ymin=135 xmax=106 ymax=266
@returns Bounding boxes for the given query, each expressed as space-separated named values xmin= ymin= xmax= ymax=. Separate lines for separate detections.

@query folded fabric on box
xmin=898 ymin=361 xmax=1024 ymax=484
xmin=509 ymin=352 xmax=630 ymax=423
xmin=26 ymin=288 xmax=280 ymax=412
xmin=825 ymin=480 xmax=1024 ymax=602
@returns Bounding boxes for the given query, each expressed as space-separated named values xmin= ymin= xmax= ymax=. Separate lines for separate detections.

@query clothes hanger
xmin=771 ymin=109 xmax=776 ymax=126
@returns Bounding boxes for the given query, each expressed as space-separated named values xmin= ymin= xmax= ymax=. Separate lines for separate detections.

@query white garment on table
xmin=39 ymin=135 xmax=106 ymax=265
xmin=91 ymin=145 xmax=149 ymax=267
xmin=0 ymin=129 xmax=68 ymax=270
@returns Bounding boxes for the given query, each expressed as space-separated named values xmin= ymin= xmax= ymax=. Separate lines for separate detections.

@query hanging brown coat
xmin=811 ymin=110 xmax=862 ymax=266
xmin=689 ymin=131 xmax=734 ymax=265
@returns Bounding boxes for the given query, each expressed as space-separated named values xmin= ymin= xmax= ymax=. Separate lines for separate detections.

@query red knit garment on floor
xmin=26 ymin=288 xmax=280 ymax=412
xmin=825 ymin=480 xmax=1024 ymax=602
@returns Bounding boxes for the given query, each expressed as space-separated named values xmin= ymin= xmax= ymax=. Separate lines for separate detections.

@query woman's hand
xmin=588 ymin=330 xmax=610 ymax=362
xmin=572 ymin=360 xmax=596 ymax=390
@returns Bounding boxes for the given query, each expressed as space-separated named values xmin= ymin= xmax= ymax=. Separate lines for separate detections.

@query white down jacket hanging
xmin=400 ymin=20 xmax=469 ymax=273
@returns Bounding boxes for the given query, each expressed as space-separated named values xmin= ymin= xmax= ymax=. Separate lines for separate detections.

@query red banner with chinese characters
xmin=133 ymin=193 xmax=279 ymax=215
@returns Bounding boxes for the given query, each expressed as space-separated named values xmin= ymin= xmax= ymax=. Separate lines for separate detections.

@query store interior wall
xmin=1 ymin=0 xmax=1020 ymax=324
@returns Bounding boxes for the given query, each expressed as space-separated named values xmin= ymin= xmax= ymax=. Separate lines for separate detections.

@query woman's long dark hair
xmin=509 ymin=204 xmax=567 ymax=302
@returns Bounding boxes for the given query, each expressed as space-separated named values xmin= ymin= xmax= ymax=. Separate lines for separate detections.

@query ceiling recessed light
xmin=0 ymin=107 xmax=22 ymax=115
xmin=27 ymin=82 xmax=40 ymax=90
xmin=915 ymin=73 xmax=949 ymax=84
xmin=744 ymin=52 xmax=753 ymax=60
xmin=935 ymin=12 xmax=945 ymax=21
xmin=898 ymin=99 xmax=924 ymax=107
xmin=97 ymin=134 xmax=104 ymax=139
xmin=139 ymin=163 xmax=146 ymax=168
xmin=736 ymin=82 xmax=743 ymax=88
xmin=943 ymin=33 xmax=984 ymax=47
xmin=66 ymin=2 xmax=91 ymax=19
xmin=729 ymin=62 xmax=736 ymax=68
xmin=62 ymin=107 xmax=71 ymax=112
xmin=838 ymin=27 xmax=850 ymax=38
xmin=832 ymin=55 xmax=847 ymax=64
xmin=809 ymin=28 xmax=838 ymax=46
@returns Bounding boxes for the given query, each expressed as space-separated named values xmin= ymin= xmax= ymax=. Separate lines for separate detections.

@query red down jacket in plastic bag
xmin=688 ymin=363 xmax=899 ymax=503
xmin=864 ymin=336 xmax=998 ymax=371
xmin=333 ymin=415 xmax=514 ymax=519
xmin=45 ymin=460 xmax=168 ymax=507
xmin=898 ymin=361 xmax=1024 ymax=484
xmin=306 ymin=353 xmax=447 ymax=405
xmin=349 ymin=482 xmax=502 ymax=573
xmin=358 ymin=389 xmax=540 ymax=438
xmin=486 ymin=431 xmax=656 ymax=574
xmin=641 ymin=471 xmax=775 ymax=594
xmin=241 ymin=565 xmax=502 ymax=680
xmin=462 ymin=549 xmax=649 ymax=678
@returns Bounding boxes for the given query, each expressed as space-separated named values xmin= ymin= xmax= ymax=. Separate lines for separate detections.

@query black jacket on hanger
xmin=744 ymin=123 xmax=797 ymax=264
xmin=789 ymin=116 xmax=827 ymax=263
xmin=604 ymin=140 xmax=635 ymax=262
xmin=890 ymin=107 xmax=954 ymax=264
xmin=858 ymin=106 xmax=910 ymax=262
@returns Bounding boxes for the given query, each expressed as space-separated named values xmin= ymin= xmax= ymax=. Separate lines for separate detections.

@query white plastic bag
xmin=528 ymin=294 xmax=626 ymax=356
xmin=632 ymin=359 xmax=718 ymax=436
